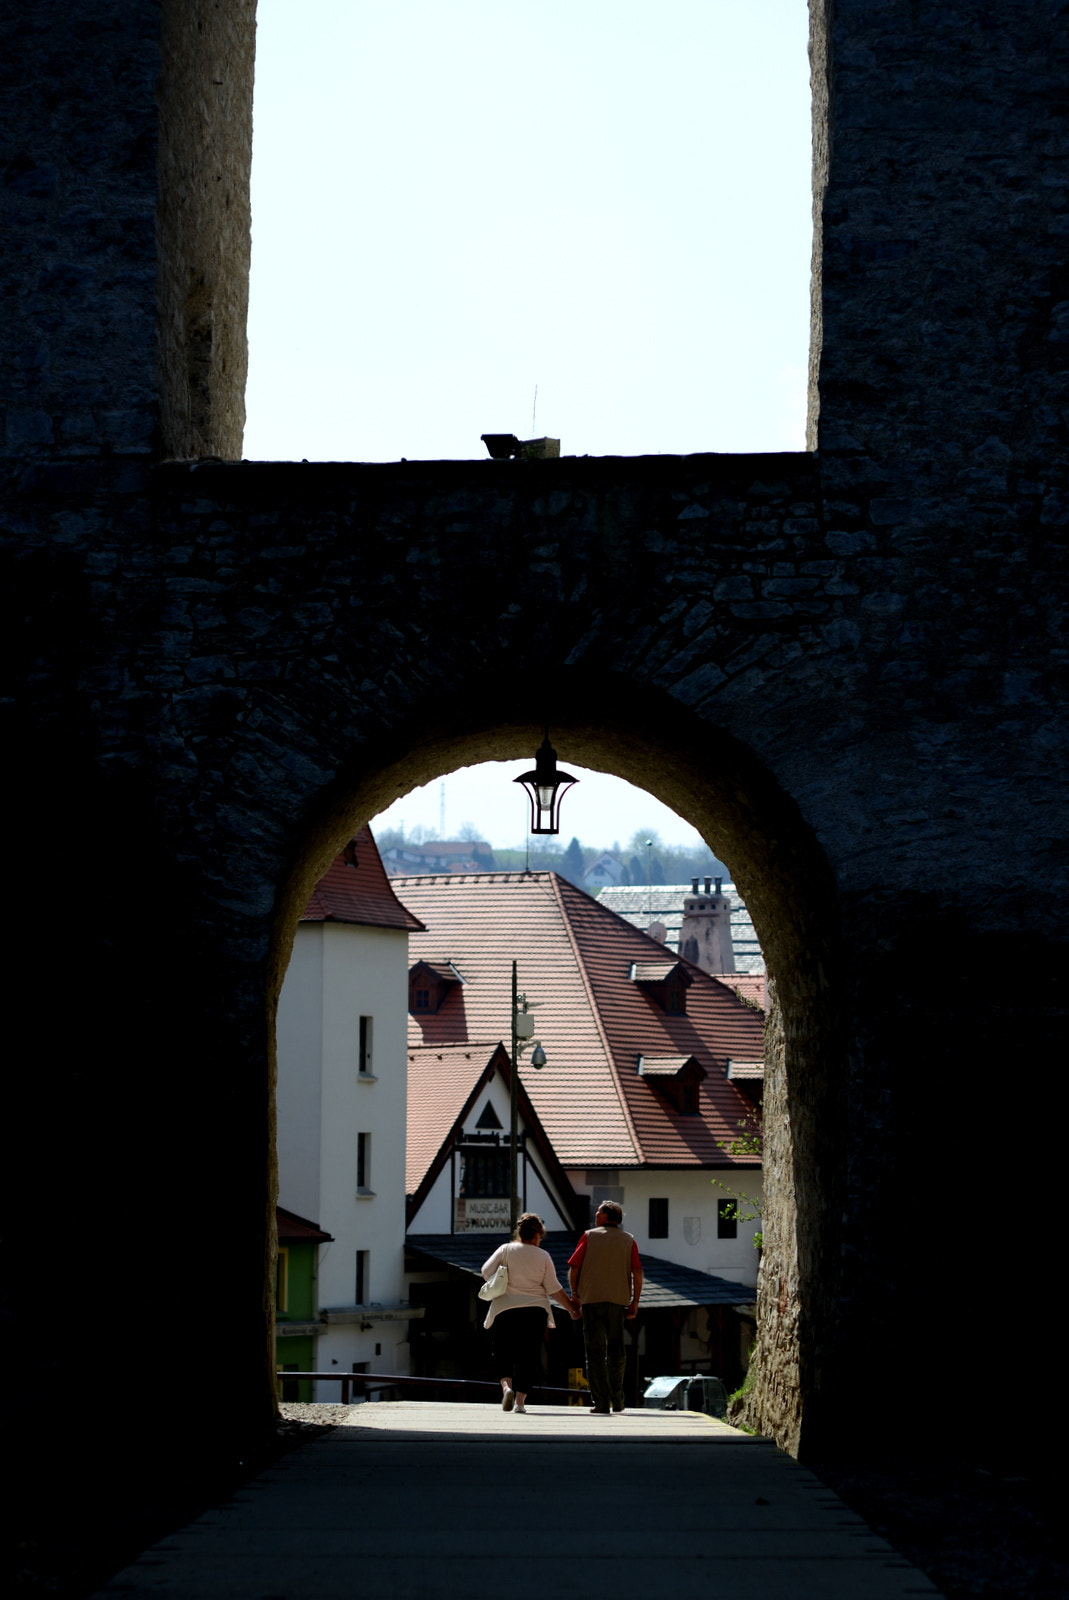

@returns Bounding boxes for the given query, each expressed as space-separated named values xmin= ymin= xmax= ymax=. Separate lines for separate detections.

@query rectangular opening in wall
xmin=358 ymin=1015 xmax=373 ymax=1076
xmin=247 ymin=1 xmax=813 ymax=463
xmin=355 ymin=1250 xmax=369 ymax=1305
xmin=357 ymin=1132 xmax=371 ymax=1193
xmin=717 ymin=1199 xmax=738 ymax=1239
xmin=649 ymin=1198 xmax=669 ymax=1239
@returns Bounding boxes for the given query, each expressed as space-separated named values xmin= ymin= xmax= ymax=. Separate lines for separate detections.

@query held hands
xmin=568 ymin=1293 xmax=582 ymax=1319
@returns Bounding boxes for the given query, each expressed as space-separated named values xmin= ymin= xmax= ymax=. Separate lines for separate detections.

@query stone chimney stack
xmin=678 ymin=877 xmax=735 ymax=975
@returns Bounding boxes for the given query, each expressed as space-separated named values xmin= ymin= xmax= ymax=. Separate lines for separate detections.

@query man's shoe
xmin=589 ymin=1406 xmax=610 ymax=1414
xmin=502 ymin=1387 xmax=516 ymax=1411
xmin=612 ymin=1406 xmax=625 ymax=1413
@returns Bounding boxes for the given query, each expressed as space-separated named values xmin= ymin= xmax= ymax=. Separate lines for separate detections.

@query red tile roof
xmin=717 ymin=974 xmax=767 ymax=1010
xmin=276 ymin=1206 xmax=334 ymax=1244
xmin=405 ymin=1041 xmax=501 ymax=1198
xmin=392 ymin=872 xmax=763 ymax=1171
xmin=301 ymin=826 xmax=425 ymax=931
xmin=405 ymin=1040 xmax=580 ymax=1229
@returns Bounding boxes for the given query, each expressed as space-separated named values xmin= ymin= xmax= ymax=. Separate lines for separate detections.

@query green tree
xmin=561 ymin=836 xmax=585 ymax=886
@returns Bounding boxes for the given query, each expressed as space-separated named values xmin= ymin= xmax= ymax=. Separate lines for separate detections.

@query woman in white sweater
xmin=481 ymin=1213 xmax=579 ymax=1412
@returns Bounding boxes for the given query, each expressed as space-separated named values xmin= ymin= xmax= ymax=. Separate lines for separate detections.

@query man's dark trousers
xmin=582 ymin=1302 xmax=626 ymax=1412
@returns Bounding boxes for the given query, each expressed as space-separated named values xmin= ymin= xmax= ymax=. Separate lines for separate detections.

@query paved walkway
xmin=95 ymin=1403 xmax=943 ymax=1599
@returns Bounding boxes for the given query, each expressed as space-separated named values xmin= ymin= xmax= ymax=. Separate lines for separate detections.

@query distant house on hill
xmin=391 ymin=869 xmax=766 ymax=1390
xmin=382 ymin=840 xmax=495 ymax=877
xmin=275 ymin=826 xmax=425 ymax=1398
xmin=582 ymin=852 xmax=626 ymax=889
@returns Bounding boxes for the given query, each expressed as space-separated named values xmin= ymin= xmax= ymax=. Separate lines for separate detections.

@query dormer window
xmin=629 ymin=960 xmax=693 ymax=1016
xmin=408 ymin=960 xmax=464 ymax=1016
xmin=726 ymin=1057 xmax=764 ymax=1106
xmin=637 ymin=1054 xmax=707 ymax=1114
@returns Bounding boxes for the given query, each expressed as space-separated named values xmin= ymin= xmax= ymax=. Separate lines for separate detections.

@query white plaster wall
xmin=276 ymin=918 xmax=413 ymax=1399
xmin=275 ymin=925 xmax=323 ymax=1223
xmin=316 ymin=923 xmax=410 ymax=1312
xmin=566 ymin=1167 xmax=763 ymax=1289
xmin=411 ymin=1163 xmax=453 ymax=1233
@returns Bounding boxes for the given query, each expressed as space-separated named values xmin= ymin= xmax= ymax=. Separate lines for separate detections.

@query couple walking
xmin=480 ymin=1202 xmax=643 ymax=1415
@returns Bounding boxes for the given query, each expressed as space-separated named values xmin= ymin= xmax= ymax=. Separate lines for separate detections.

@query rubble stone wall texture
xmin=2 ymin=0 xmax=1067 ymax=1493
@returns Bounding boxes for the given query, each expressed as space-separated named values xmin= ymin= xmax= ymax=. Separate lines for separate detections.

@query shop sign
xmin=454 ymin=1197 xmax=510 ymax=1232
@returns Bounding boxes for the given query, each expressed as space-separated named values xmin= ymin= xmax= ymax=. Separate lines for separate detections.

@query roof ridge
xmin=549 ymin=873 xmax=641 ymax=1164
xmin=390 ymin=870 xmax=555 ymax=885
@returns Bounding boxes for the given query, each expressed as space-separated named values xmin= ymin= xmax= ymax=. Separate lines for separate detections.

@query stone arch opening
xmin=268 ymin=672 xmax=842 ymax=1454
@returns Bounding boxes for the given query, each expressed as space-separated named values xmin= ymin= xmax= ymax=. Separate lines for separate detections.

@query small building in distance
xmin=275 ymin=826 xmax=426 ymax=1398
xmin=582 ymin=852 xmax=627 ymax=889
xmin=382 ymin=840 xmax=496 ymax=876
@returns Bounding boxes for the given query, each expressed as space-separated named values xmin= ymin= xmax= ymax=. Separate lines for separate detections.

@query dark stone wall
xmin=1 ymin=0 xmax=1067 ymax=1541
xmin=0 ymin=2 xmax=160 ymax=460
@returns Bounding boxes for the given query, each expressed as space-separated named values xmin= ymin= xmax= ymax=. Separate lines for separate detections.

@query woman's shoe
xmin=502 ymin=1387 xmax=516 ymax=1411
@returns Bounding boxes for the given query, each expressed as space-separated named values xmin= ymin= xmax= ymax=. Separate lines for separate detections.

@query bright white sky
xmin=370 ymin=760 xmax=713 ymax=853
xmin=246 ymin=1 xmax=812 ymax=849
xmin=245 ymin=0 xmax=813 ymax=464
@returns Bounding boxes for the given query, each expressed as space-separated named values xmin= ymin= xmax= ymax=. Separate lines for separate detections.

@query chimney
xmin=691 ymin=877 xmax=699 ymax=894
xmin=679 ymin=874 xmax=735 ymax=975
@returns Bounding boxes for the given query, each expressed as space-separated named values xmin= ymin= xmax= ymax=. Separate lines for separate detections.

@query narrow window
xmin=717 ymin=1199 xmax=738 ymax=1239
xmin=355 ymin=1250 xmax=369 ymax=1306
xmin=357 ymin=1132 xmax=371 ymax=1192
xmin=414 ymin=988 xmax=431 ymax=1011
xmin=358 ymin=1015 xmax=373 ymax=1075
xmin=275 ymin=1246 xmax=289 ymax=1311
xmin=648 ymin=1198 xmax=669 ymax=1239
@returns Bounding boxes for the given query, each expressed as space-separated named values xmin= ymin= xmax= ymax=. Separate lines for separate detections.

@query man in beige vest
xmin=568 ymin=1201 xmax=643 ymax=1414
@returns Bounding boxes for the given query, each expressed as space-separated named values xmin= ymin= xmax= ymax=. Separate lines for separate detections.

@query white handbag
xmin=478 ymin=1250 xmax=511 ymax=1301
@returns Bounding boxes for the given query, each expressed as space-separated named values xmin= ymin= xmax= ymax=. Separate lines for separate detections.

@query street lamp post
xmin=509 ymin=960 xmax=546 ymax=1236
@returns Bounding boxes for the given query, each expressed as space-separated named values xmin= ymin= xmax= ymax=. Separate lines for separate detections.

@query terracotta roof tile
xmin=276 ymin=1206 xmax=334 ymax=1244
xmin=301 ymin=827 xmax=425 ymax=931
xmin=727 ymin=1059 xmax=765 ymax=1081
xmin=405 ymin=1041 xmax=500 ymax=1196
xmin=637 ymin=1055 xmax=702 ymax=1077
xmin=631 ymin=960 xmax=691 ymax=984
xmin=392 ymin=872 xmax=763 ymax=1171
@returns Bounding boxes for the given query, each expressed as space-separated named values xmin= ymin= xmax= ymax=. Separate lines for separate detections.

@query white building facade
xmin=275 ymin=829 xmax=424 ymax=1399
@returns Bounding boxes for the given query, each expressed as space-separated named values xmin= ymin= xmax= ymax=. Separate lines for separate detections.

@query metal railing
xmin=276 ymin=1370 xmax=589 ymax=1405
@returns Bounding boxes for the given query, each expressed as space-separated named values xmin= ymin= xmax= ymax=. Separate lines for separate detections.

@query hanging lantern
xmin=513 ymin=732 xmax=578 ymax=835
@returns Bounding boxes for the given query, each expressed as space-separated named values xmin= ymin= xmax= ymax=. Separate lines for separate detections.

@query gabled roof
xmin=405 ymin=1040 xmax=579 ymax=1228
xmin=301 ymin=826 xmax=425 ymax=931
xmin=391 ymin=871 xmax=764 ymax=1171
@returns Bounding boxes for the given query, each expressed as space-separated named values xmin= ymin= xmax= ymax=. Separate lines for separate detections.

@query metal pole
xmin=509 ymin=958 xmax=519 ymax=1236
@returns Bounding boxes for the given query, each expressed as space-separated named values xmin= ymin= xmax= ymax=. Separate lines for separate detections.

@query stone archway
xmin=269 ymin=672 xmax=843 ymax=1457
